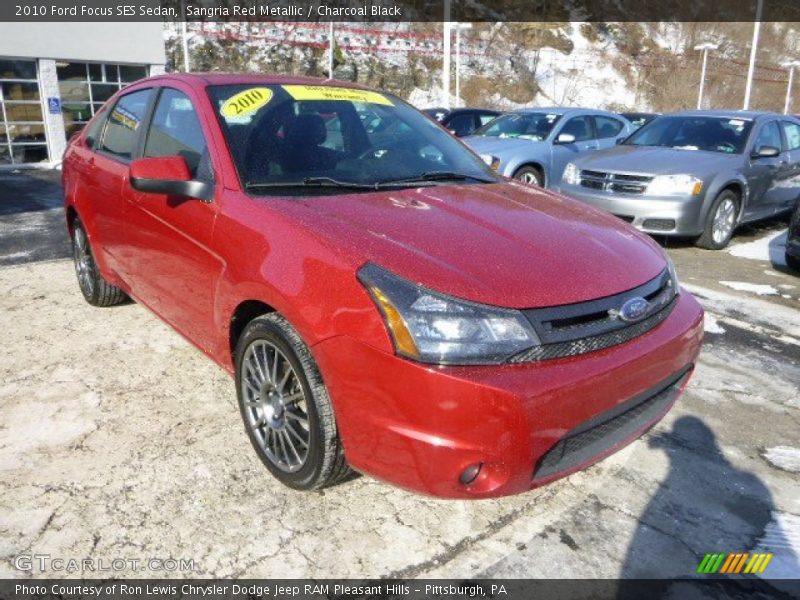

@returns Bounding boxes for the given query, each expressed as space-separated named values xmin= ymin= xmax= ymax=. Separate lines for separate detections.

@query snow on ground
xmin=763 ymin=446 xmax=800 ymax=474
xmin=752 ymin=512 xmax=800 ymax=581
xmin=719 ymin=281 xmax=780 ymax=296
xmin=681 ymin=282 xmax=800 ymax=339
xmin=727 ymin=230 xmax=787 ymax=267
xmin=703 ymin=312 xmax=726 ymax=334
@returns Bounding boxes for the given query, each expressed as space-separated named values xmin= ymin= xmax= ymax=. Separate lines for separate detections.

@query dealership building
xmin=0 ymin=22 xmax=166 ymax=167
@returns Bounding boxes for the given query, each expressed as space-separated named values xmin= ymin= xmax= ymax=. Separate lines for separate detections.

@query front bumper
xmin=555 ymin=183 xmax=707 ymax=236
xmin=312 ymin=292 xmax=704 ymax=498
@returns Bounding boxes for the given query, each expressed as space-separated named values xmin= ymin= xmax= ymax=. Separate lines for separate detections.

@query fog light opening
xmin=459 ymin=462 xmax=483 ymax=486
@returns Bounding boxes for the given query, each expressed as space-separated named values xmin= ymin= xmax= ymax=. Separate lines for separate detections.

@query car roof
xmin=510 ymin=107 xmax=620 ymax=117
xmin=447 ymin=108 xmax=500 ymax=115
xmin=135 ymin=72 xmax=376 ymax=92
xmin=667 ymin=109 xmax=783 ymax=120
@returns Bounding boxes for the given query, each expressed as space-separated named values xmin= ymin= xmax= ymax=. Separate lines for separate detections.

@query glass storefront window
xmin=1 ymin=82 xmax=40 ymax=101
xmin=0 ymin=60 xmax=37 ymax=80
xmin=4 ymin=103 xmax=43 ymax=122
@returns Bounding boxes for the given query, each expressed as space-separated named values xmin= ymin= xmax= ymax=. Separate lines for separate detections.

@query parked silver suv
xmin=555 ymin=111 xmax=800 ymax=249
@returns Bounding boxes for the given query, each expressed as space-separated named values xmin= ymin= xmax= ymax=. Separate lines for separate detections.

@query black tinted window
xmin=144 ymin=88 xmax=207 ymax=176
xmin=446 ymin=113 xmax=476 ymax=136
xmin=561 ymin=116 xmax=593 ymax=141
xmin=594 ymin=116 xmax=624 ymax=139
xmin=99 ymin=89 xmax=152 ymax=160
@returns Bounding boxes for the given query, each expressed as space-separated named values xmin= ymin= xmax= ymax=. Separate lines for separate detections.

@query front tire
xmin=71 ymin=218 xmax=127 ymax=306
xmin=513 ymin=165 xmax=543 ymax=186
xmin=235 ymin=313 xmax=350 ymax=490
xmin=696 ymin=190 xmax=739 ymax=250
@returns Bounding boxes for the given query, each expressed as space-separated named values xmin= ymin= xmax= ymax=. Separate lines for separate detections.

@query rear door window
xmin=98 ymin=88 xmax=153 ymax=160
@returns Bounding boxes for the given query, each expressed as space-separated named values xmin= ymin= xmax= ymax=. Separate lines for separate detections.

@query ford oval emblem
xmin=617 ymin=297 xmax=650 ymax=323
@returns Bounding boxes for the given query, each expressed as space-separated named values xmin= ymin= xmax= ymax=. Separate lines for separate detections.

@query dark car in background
xmin=423 ymin=107 xmax=501 ymax=137
xmin=620 ymin=112 xmax=659 ymax=131
xmin=556 ymin=111 xmax=800 ymax=249
xmin=787 ymin=201 xmax=800 ymax=271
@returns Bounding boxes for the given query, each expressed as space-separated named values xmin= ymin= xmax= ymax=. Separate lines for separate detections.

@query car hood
xmin=463 ymin=135 xmax=548 ymax=158
xmin=575 ymin=145 xmax=738 ymax=175
xmin=283 ymin=182 xmax=666 ymax=308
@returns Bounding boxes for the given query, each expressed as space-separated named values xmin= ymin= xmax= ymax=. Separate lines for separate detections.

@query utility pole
xmin=442 ymin=0 xmax=451 ymax=109
xmin=180 ymin=0 xmax=190 ymax=72
xmin=328 ymin=22 xmax=334 ymax=79
xmin=455 ymin=23 xmax=472 ymax=108
xmin=743 ymin=0 xmax=763 ymax=110
xmin=694 ymin=43 xmax=718 ymax=109
xmin=783 ymin=61 xmax=800 ymax=114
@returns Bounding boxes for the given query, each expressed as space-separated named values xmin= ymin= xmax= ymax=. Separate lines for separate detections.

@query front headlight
xmin=358 ymin=263 xmax=540 ymax=365
xmin=646 ymin=174 xmax=703 ymax=196
xmin=562 ymin=162 xmax=580 ymax=185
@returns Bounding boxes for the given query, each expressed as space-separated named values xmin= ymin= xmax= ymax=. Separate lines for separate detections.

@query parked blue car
xmin=463 ymin=108 xmax=633 ymax=187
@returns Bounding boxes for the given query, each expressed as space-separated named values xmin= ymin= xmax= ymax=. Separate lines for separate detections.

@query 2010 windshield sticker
xmin=220 ymin=87 xmax=273 ymax=118
xmin=282 ymin=85 xmax=393 ymax=106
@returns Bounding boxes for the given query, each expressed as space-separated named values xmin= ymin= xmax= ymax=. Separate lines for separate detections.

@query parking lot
xmin=0 ymin=170 xmax=798 ymax=586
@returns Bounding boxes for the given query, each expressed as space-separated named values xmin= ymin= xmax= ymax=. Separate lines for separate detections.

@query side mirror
xmin=751 ymin=145 xmax=780 ymax=159
xmin=556 ymin=133 xmax=576 ymax=144
xmin=129 ymin=156 xmax=213 ymax=202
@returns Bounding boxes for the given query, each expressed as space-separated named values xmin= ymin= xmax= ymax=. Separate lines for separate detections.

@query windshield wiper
xmin=377 ymin=171 xmax=496 ymax=186
xmin=245 ymin=177 xmax=381 ymax=191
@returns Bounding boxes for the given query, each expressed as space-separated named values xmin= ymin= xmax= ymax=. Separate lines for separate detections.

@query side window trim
xmin=95 ymin=87 xmax=156 ymax=165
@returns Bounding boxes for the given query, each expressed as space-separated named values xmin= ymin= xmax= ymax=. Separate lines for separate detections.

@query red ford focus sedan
xmin=62 ymin=74 xmax=704 ymax=498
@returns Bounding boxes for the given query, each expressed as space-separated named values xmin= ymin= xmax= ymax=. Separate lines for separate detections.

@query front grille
xmin=533 ymin=367 xmax=692 ymax=481
xmin=510 ymin=269 xmax=677 ymax=363
xmin=579 ymin=170 xmax=653 ymax=194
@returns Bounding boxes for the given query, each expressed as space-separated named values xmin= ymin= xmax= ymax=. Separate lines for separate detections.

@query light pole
xmin=743 ymin=0 xmax=763 ymax=110
xmin=180 ymin=0 xmax=190 ymax=72
xmin=782 ymin=61 xmax=800 ymax=114
xmin=694 ymin=43 xmax=718 ymax=110
xmin=328 ymin=22 xmax=334 ymax=79
xmin=442 ymin=0 xmax=451 ymax=109
xmin=454 ymin=23 xmax=472 ymax=108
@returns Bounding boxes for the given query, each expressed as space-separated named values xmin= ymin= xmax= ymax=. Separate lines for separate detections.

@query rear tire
xmin=695 ymin=190 xmax=739 ymax=250
xmin=513 ymin=165 xmax=544 ymax=186
xmin=235 ymin=313 xmax=351 ymax=490
xmin=71 ymin=218 xmax=128 ymax=306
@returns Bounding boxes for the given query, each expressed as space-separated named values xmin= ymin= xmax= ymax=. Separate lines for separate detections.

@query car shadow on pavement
xmin=618 ymin=415 xmax=797 ymax=599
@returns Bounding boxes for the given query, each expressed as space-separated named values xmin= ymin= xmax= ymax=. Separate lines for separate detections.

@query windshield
xmin=207 ymin=84 xmax=498 ymax=193
xmin=624 ymin=116 xmax=754 ymax=154
xmin=472 ymin=112 xmax=561 ymax=141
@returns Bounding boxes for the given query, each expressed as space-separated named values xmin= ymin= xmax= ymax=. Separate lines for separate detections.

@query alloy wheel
xmin=712 ymin=198 xmax=736 ymax=244
xmin=240 ymin=340 xmax=310 ymax=473
xmin=73 ymin=226 xmax=96 ymax=297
